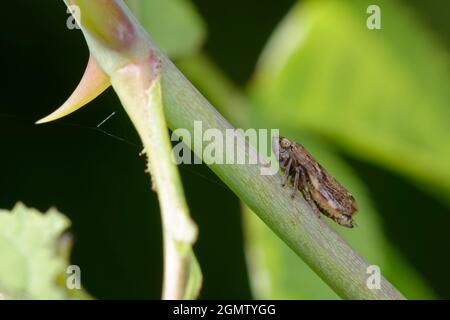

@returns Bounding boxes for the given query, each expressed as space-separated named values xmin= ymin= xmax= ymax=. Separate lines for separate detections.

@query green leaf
xmin=0 ymin=203 xmax=90 ymax=299
xmin=127 ymin=0 xmax=206 ymax=58
xmin=251 ymin=0 xmax=450 ymax=203
xmin=243 ymin=133 xmax=436 ymax=299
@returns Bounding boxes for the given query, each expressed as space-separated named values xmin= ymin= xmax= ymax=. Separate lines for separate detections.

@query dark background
xmin=0 ymin=0 xmax=449 ymax=299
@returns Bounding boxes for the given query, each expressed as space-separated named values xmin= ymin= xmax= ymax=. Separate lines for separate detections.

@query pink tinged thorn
xmin=36 ymin=54 xmax=111 ymax=124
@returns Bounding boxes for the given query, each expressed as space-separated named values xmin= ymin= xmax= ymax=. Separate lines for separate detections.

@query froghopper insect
xmin=273 ymin=136 xmax=358 ymax=228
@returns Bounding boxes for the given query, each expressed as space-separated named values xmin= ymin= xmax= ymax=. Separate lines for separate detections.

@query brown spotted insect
xmin=273 ymin=136 xmax=358 ymax=228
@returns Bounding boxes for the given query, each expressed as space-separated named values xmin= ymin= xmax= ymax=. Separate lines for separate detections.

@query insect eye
xmin=280 ymin=139 xmax=290 ymax=148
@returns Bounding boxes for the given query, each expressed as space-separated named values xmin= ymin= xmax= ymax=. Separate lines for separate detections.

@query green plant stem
xmin=64 ymin=0 xmax=405 ymax=300
xmin=64 ymin=0 xmax=203 ymax=300
xmin=151 ymin=48 xmax=405 ymax=301
xmin=110 ymin=58 xmax=200 ymax=299
xmin=179 ymin=53 xmax=410 ymax=299
xmin=177 ymin=53 xmax=253 ymax=128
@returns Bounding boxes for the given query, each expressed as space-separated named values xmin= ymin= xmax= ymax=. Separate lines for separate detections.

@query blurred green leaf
xmin=243 ymin=133 xmax=436 ymax=299
xmin=0 ymin=203 xmax=89 ymax=299
xmin=250 ymin=0 xmax=450 ymax=203
xmin=127 ymin=0 xmax=206 ymax=58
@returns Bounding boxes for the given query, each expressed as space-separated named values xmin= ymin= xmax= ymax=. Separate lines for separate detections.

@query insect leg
xmin=298 ymin=167 xmax=321 ymax=218
xmin=291 ymin=168 xmax=300 ymax=198
xmin=281 ymin=158 xmax=293 ymax=187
